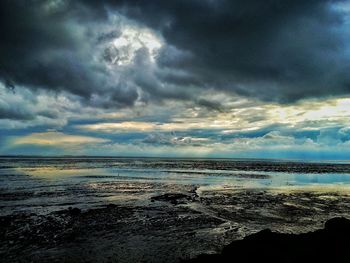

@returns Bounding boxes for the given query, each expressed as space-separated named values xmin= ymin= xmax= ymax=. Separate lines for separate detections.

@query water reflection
xmin=11 ymin=165 xmax=350 ymax=188
xmin=1 ymin=158 xmax=350 ymax=215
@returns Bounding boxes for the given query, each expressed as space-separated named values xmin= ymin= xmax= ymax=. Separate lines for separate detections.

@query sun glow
xmin=110 ymin=26 xmax=162 ymax=65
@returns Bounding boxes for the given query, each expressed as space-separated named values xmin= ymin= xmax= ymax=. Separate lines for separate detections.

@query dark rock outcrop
xmin=185 ymin=217 xmax=350 ymax=263
xmin=151 ymin=193 xmax=192 ymax=205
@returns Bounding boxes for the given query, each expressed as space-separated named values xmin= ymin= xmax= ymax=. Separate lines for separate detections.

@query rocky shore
xmin=1 ymin=188 xmax=350 ymax=262
xmin=186 ymin=217 xmax=350 ymax=263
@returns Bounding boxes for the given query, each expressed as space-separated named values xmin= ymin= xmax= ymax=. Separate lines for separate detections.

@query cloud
xmin=1 ymin=0 xmax=350 ymax=111
xmin=74 ymin=96 xmax=350 ymax=137
xmin=0 ymin=1 xmax=162 ymax=108
xmin=75 ymin=128 xmax=350 ymax=159
xmin=11 ymin=131 xmax=109 ymax=147
xmin=3 ymin=125 xmax=350 ymax=159
xmin=0 ymin=83 xmax=78 ymax=128
xmin=1 ymin=1 xmax=350 ymax=159
xmin=140 ymin=133 xmax=209 ymax=146
xmin=111 ymin=0 xmax=350 ymax=102
xmin=76 ymin=119 xmax=237 ymax=133
xmin=78 ymin=121 xmax=159 ymax=133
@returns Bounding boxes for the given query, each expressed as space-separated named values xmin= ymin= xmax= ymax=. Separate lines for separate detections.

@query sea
xmin=1 ymin=157 xmax=350 ymax=216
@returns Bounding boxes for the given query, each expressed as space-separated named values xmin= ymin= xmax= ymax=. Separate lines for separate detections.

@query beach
xmin=1 ymin=157 xmax=350 ymax=262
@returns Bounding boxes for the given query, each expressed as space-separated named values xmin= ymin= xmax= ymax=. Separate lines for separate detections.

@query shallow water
xmin=2 ymin=158 xmax=350 ymax=262
xmin=1 ymin=157 xmax=350 ymax=215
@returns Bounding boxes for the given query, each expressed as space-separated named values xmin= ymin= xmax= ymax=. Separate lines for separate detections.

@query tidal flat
xmin=1 ymin=157 xmax=350 ymax=262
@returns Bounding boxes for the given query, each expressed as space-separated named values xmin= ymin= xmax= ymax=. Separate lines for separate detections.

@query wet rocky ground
xmin=186 ymin=217 xmax=350 ymax=263
xmin=1 ymin=186 xmax=350 ymax=263
xmin=1 ymin=158 xmax=350 ymax=262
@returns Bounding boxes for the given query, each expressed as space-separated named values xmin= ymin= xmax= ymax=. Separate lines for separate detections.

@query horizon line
xmin=0 ymin=155 xmax=349 ymax=164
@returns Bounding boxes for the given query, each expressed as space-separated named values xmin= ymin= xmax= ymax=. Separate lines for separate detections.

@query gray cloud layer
xmin=1 ymin=0 xmax=350 ymax=122
xmin=0 ymin=0 xmax=140 ymax=110
xmin=112 ymin=0 xmax=350 ymax=102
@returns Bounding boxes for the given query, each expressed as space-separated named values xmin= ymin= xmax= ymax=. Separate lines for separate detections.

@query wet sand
xmin=1 ymin=187 xmax=350 ymax=262
xmin=1 ymin=158 xmax=350 ymax=262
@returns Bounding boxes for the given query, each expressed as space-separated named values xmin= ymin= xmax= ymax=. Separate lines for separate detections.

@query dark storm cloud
xmin=110 ymin=0 xmax=350 ymax=102
xmin=0 ymin=0 xmax=140 ymax=109
xmin=196 ymin=99 xmax=225 ymax=112
xmin=0 ymin=107 xmax=35 ymax=121
xmin=1 ymin=0 xmax=350 ymax=110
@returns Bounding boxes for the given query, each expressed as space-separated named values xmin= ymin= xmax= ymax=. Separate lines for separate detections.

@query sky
xmin=1 ymin=0 xmax=350 ymax=159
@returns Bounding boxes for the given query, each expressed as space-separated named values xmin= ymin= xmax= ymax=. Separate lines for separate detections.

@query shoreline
xmin=2 ymin=187 xmax=350 ymax=262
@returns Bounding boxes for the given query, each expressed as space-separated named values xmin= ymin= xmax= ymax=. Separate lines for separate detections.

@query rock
xmin=324 ymin=217 xmax=350 ymax=233
xmin=151 ymin=193 xmax=190 ymax=205
xmin=68 ymin=207 xmax=81 ymax=216
xmin=184 ymin=217 xmax=350 ymax=263
xmin=106 ymin=203 xmax=117 ymax=209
